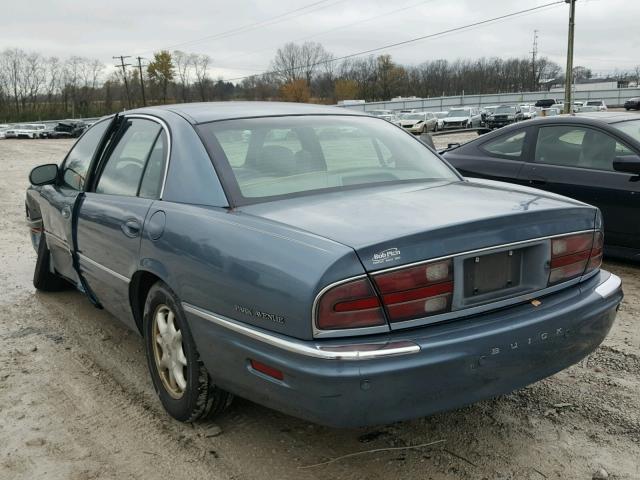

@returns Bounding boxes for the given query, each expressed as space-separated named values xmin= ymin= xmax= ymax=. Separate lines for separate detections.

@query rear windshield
xmin=199 ymin=115 xmax=457 ymax=202
xmin=585 ymin=101 xmax=602 ymax=106
xmin=495 ymin=106 xmax=515 ymax=114
xmin=612 ymin=119 xmax=640 ymax=143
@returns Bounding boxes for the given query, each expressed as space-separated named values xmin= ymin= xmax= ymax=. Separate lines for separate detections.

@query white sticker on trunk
xmin=372 ymin=248 xmax=401 ymax=265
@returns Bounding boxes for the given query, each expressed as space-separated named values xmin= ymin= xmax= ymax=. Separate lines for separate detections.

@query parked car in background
xmin=580 ymin=100 xmax=607 ymax=112
xmin=441 ymin=107 xmax=481 ymax=130
xmin=433 ymin=111 xmax=448 ymax=131
xmin=399 ymin=111 xmax=437 ymax=134
xmin=520 ymin=105 xmax=538 ymax=120
xmin=46 ymin=121 xmax=88 ymax=139
xmin=0 ymin=124 xmax=12 ymax=139
xmin=535 ymin=99 xmax=560 ymax=109
xmin=486 ymin=105 xmax=523 ymax=129
xmin=3 ymin=123 xmax=46 ymax=139
xmin=481 ymin=106 xmax=498 ymax=126
xmin=24 ymin=102 xmax=622 ymax=427
xmin=443 ymin=112 xmax=640 ymax=260
xmin=624 ymin=97 xmax=640 ymax=110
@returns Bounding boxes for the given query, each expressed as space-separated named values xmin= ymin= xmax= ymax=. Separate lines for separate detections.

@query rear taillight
xmin=549 ymin=231 xmax=602 ymax=284
xmin=373 ymin=259 xmax=453 ymax=322
xmin=316 ymin=278 xmax=386 ymax=330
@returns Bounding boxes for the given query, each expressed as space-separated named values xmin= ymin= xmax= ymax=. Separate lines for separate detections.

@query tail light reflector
xmin=549 ymin=231 xmax=602 ymax=285
xmin=316 ymin=278 xmax=386 ymax=330
xmin=250 ymin=359 xmax=284 ymax=380
xmin=373 ymin=259 xmax=453 ymax=322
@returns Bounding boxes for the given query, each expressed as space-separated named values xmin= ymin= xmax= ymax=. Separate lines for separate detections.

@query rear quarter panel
xmin=139 ymin=202 xmax=363 ymax=340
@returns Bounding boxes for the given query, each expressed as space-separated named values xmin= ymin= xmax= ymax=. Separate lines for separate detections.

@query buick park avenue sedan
xmin=25 ymin=102 xmax=622 ymax=427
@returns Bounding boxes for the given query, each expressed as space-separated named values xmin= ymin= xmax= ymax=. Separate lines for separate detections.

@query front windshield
xmin=447 ymin=109 xmax=470 ymax=117
xmin=586 ymin=101 xmax=601 ymax=106
xmin=613 ymin=120 xmax=640 ymax=143
xmin=370 ymin=110 xmax=390 ymax=116
xmin=435 ymin=112 xmax=447 ymax=118
xmin=495 ymin=106 xmax=515 ymax=114
xmin=200 ymin=115 xmax=458 ymax=202
xmin=403 ymin=113 xmax=425 ymax=120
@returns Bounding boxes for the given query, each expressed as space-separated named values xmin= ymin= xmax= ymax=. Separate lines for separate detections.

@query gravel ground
xmin=0 ymin=139 xmax=638 ymax=480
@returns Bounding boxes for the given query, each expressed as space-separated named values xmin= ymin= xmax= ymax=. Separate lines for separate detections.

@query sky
xmin=1 ymin=0 xmax=638 ymax=82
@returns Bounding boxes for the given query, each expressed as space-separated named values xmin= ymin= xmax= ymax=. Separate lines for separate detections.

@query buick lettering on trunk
xmin=25 ymin=102 xmax=623 ymax=427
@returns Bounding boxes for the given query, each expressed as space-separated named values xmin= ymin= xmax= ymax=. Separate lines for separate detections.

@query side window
xmin=138 ymin=131 xmax=167 ymax=199
xmin=96 ymin=118 xmax=161 ymax=196
xmin=61 ymin=119 xmax=111 ymax=190
xmin=482 ymin=131 xmax=526 ymax=159
xmin=535 ymin=126 xmax=631 ymax=171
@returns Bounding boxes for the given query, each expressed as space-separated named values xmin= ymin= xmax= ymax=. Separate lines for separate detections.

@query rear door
xmin=38 ymin=118 xmax=115 ymax=283
xmin=517 ymin=124 xmax=640 ymax=248
xmin=75 ymin=116 xmax=168 ymax=328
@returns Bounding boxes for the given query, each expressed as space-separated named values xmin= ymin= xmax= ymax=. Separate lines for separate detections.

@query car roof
xmin=129 ymin=101 xmax=367 ymax=124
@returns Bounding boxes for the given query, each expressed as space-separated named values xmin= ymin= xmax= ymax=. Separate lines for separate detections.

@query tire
xmin=143 ymin=281 xmax=232 ymax=422
xmin=33 ymin=232 xmax=68 ymax=291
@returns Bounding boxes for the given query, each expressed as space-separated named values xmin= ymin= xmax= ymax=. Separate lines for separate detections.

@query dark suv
xmin=486 ymin=105 xmax=523 ymax=129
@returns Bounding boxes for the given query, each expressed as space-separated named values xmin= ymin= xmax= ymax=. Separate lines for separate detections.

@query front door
xmin=75 ymin=116 xmax=168 ymax=328
xmin=39 ymin=118 xmax=115 ymax=284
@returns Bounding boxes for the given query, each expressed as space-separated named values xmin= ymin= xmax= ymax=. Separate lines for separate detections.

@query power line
xmin=136 ymin=0 xmax=341 ymax=55
xmin=213 ymin=0 xmax=438 ymax=66
xmin=222 ymin=1 xmax=566 ymax=83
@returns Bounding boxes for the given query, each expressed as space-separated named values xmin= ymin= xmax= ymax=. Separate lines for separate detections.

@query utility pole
xmin=531 ymin=30 xmax=538 ymax=92
xmin=113 ymin=55 xmax=132 ymax=109
xmin=136 ymin=56 xmax=147 ymax=107
xmin=564 ymin=0 xmax=576 ymax=114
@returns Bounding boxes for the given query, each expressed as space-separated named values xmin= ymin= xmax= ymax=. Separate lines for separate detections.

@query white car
xmin=433 ymin=112 xmax=448 ymax=131
xmin=0 ymin=124 xmax=12 ymax=139
xmin=519 ymin=105 xmax=538 ymax=120
xmin=441 ymin=107 xmax=482 ymax=130
xmin=399 ymin=112 xmax=437 ymax=134
xmin=3 ymin=123 xmax=46 ymax=139
xmin=580 ymin=100 xmax=608 ymax=112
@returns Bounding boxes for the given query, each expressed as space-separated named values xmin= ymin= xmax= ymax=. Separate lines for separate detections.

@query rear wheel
xmin=143 ymin=282 xmax=232 ymax=422
xmin=33 ymin=232 xmax=68 ymax=291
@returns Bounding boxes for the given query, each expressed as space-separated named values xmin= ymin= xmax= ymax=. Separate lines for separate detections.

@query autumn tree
xmin=147 ymin=50 xmax=174 ymax=104
xmin=279 ymin=79 xmax=310 ymax=102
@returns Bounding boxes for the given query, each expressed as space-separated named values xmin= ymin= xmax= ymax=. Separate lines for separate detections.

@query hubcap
xmin=152 ymin=305 xmax=188 ymax=399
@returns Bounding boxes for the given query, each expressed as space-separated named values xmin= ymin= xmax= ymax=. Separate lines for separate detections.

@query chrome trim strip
xmin=311 ymin=274 xmax=391 ymax=339
xmin=595 ymin=273 xmax=622 ymax=299
xmin=78 ymin=253 xmax=130 ymax=284
xmin=371 ymin=229 xmax=596 ymax=275
xmin=182 ymin=303 xmax=420 ymax=360
xmin=123 ymin=114 xmax=171 ymax=200
xmin=43 ymin=229 xmax=71 ymax=253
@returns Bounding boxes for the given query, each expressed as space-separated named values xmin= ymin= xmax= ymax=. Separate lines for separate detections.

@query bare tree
xmin=193 ymin=54 xmax=211 ymax=101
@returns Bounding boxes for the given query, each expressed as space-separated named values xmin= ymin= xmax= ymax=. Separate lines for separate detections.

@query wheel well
xmin=129 ymin=271 xmax=162 ymax=335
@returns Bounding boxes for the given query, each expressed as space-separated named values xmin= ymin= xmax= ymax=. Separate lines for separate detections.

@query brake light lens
xmin=549 ymin=231 xmax=602 ymax=284
xmin=316 ymin=278 xmax=385 ymax=330
xmin=373 ymin=259 xmax=453 ymax=322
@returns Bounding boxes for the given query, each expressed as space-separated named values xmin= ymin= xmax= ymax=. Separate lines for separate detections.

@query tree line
xmin=0 ymin=40 xmax=620 ymax=123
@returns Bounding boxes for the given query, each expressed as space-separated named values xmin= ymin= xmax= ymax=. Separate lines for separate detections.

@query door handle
xmin=61 ymin=206 xmax=71 ymax=219
xmin=121 ymin=219 xmax=141 ymax=238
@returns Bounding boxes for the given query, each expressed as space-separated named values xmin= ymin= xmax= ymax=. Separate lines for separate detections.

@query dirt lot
xmin=0 ymin=139 xmax=639 ymax=480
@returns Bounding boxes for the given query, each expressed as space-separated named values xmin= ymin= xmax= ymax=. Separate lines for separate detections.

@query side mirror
xmin=29 ymin=164 xmax=58 ymax=186
xmin=613 ymin=155 xmax=640 ymax=175
xmin=418 ymin=133 xmax=435 ymax=149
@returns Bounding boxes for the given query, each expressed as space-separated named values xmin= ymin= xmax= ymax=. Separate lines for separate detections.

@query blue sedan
xmin=25 ymin=102 xmax=623 ymax=427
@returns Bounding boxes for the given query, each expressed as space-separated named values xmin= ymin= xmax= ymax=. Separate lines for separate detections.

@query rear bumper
xmin=185 ymin=271 xmax=622 ymax=427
